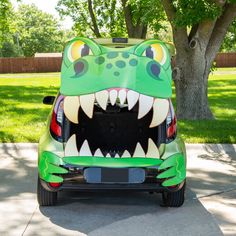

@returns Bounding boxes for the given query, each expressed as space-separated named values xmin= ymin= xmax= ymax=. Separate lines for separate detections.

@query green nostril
xmin=129 ymin=59 xmax=138 ymax=67
xmin=115 ymin=60 xmax=126 ymax=68
xmin=95 ymin=56 xmax=105 ymax=64
xmin=107 ymin=52 xmax=118 ymax=59
xmin=114 ymin=71 xmax=120 ymax=76
xmin=106 ymin=63 xmax=113 ymax=69
xmin=122 ymin=52 xmax=129 ymax=58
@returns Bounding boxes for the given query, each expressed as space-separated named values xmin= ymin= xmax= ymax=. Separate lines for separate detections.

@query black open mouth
xmin=62 ymin=89 xmax=169 ymax=158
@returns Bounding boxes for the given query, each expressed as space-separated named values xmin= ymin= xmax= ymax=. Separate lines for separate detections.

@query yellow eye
xmin=68 ymin=40 xmax=92 ymax=62
xmin=143 ymin=44 xmax=167 ymax=65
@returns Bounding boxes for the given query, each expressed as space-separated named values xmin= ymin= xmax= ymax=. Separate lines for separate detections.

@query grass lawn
xmin=0 ymin=70 xmax=235 ymax=143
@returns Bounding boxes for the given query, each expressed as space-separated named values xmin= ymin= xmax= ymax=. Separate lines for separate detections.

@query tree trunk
xmin=121 ymin=0 xmax=147 ymax=39
xmin=161 ymin=0 xmax=236 ymax=120
xmin=174 ymin=52 xmax=214 ymax=120
xmin=87 ymin=0 xmax=101 ymax=38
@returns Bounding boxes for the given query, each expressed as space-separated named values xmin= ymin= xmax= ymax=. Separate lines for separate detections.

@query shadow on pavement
xmin=0 ymin=144 xmax=37 ymax=200
xmin=2 ymin=143 xmax=234 ymax=235
xmin=37 ymin=184 xmax=223 ymax=235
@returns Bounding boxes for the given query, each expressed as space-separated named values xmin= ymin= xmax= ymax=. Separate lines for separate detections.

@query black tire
xmin=37 ymin=177 xmax=58 ymax=206
xmin=161 ymin=181 xmax=186 ymax=207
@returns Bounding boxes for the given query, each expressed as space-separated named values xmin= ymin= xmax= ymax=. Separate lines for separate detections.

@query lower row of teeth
xmin=65 ymin=135 xmax=160 ymax=159
xmin=63 ymin=89 xmax=169 ymax=128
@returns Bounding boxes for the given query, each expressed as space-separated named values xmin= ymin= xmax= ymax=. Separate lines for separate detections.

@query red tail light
xmin=50 ymin=111 xmax=62 ymax=137
xmin=49 ymin=182 xmax=61 ymax=188
xmin=167 ymin=116 xmax=176 ymax=138
xmin=166 ymin=100 xmax=177 ymax=141
xmin=50 ymin=95 xmax=64 ymax=140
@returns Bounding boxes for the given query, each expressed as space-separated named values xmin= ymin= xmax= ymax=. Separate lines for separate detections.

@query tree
xmin=57 ymin=0 xmax=165 ymax=38
xmin=0 ymin=0 xmax=14 ymax=48
xmin=15 ymin=4 xmax=66 ymax=57
xmin=159 ymin=0 xmax=236 ymax=119
xmin=57 ymin=0 xmax=126 ymax=37
xmin=221 ymin=19 xmax=236 ymax=52
xmin=122 ymin=0 xmax=165 ymax=38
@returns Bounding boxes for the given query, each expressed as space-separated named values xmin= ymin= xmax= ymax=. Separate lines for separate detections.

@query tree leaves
xmin=15 ymin=4 xmax=67 ymax=56
xmin=173 ymin=0 xmax=222 ymax=27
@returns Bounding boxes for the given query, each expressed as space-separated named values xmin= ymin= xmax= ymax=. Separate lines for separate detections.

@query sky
xmin=12 ymin=0 xmax=73 ymax=29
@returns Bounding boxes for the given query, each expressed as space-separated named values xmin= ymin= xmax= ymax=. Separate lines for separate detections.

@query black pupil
xmin=151 ymin=63 xmax=160 ymax=77
xmin=146 ymin=47 xmax=154 ymax=59
xmin=74 ymin=61 xmax=84 ymax=74
xmin=81 ymin=45 xmax=90 ymax=57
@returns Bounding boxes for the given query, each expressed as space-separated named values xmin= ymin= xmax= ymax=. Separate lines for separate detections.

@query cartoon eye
xmin=68 ymin=40 xmax=92 ymax=62
xmin=143 ymin=44 xmax=167 ymax=65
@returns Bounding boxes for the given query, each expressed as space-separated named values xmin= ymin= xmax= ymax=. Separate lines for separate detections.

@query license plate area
xmin=84 ymin=168 xmax=145 ymax=184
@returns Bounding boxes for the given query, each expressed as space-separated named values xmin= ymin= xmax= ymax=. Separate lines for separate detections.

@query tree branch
xmin=73 ymin=4 xmax=95 ymax=35
xmin=188 ymin=24 xmax=199 ymax=42
xmin=87 ymin=0 xmax=101 ymax=37
xmin=206 ymin=3 xmax=236 ymax=63
xmin=161 ymin=0 xmax=188 ymax=52
xmin=212 ymin=0 xmax=226 ymax=7
xmin=196 ymin=19 xmax=217 ymax=50
xmin=121 ymin=0 xmax=134 ymax=37
xmin=160 ymin=0 xmax=176 ymax=25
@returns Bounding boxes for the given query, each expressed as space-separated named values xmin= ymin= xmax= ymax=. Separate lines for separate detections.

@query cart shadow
xmin=38 ymin=186 xmax=223 ymax=236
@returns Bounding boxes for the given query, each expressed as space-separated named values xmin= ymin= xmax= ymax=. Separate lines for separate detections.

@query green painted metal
xmin=38 ymin=150 xmax=186 ymax=186
xmin=38 ymin=151 xmax=68 ymax=183
xmin=157 ymin=153 xmax=186 ymax=186
xmin=60 ymin=37 xmax=172 ymax=98
xmin=63 ymin=156 xmax=163 ymax=168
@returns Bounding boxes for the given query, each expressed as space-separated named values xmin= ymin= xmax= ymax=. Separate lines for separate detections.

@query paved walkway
xmin=0 ymin=143 xmax=236 ymax=236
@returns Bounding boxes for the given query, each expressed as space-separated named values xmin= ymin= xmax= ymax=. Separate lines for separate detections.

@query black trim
xmin=112 ymin=38 xmax=128 ymax=43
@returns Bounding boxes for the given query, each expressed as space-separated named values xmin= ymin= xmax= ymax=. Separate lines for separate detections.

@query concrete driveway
xmin=0 ymin=143 xmax=236 ymax=236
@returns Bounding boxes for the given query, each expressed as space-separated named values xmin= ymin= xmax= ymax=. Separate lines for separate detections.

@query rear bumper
xmin=40 ymin=176 xmax=185 ymax=193
xmin=38 ymin=137 xmax=186 ymax=189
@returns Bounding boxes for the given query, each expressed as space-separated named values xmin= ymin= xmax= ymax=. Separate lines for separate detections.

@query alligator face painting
xmin=37 ymin=37 xmax=187 ymax=207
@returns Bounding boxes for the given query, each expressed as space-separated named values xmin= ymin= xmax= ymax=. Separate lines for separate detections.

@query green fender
xmin=157 ymin=153 xmax=186 ymax=186
xmin=38 ymin=151 xmax=68 ymax=183
xmin=38 ymin=151 xmax=186 ymax=187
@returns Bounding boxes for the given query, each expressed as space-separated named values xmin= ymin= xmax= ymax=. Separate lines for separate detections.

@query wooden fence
xmin=214 ymin=53 xmax=236 ymax=68
xmin=0 ymin=53 xmax=235 ymax=73
xmin=0 ymin=57 xmax=62 ymax=73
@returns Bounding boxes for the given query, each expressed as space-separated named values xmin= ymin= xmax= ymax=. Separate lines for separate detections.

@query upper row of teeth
xmin=63 ymin=89 xmax=169 ymax=128
xmin=65 ymin=134 xmax=160 ymax=158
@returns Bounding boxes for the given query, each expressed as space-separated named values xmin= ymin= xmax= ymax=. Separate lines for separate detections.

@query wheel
xmin=37 ymin=176 xmax=57 ymax=206
xmin=161 ymin=181 xmax=186 ymax=207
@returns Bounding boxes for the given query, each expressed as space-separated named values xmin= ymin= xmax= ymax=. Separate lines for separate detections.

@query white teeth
xmin=138 ymin=94 xmax=154 ymax=119
xmin=109 ymin=90 xmax=118 ymax=105
xmin=80 ymin=94 xmax=95 ymax=118
xmin=146 ymin=138 xmax=160 ymax=158
xmin=79 ymin=140 xmax=92 ymax=156
xmin=94 ymin=148 xmax=103 ymax=157
xmin=133 ymin=142 xmax=146 ymax=157
xmin=64 ymin=96 xmax=80 ymax=124
xmin=115 ymin=153 xmax=120 ymax=158
xmin=118 ymin=90 xmax=126 ymax=105
xmin=95 ymin=90 xmax=109 ymax=110
xmin=106 ymin=153 xmax=111 ymax=157
xmin=122 ymin=150 xmax=131 ymax=158
xmin=127 ymin=90 xmax=139 ymax=110
xmin=65 ymin=134 xmax=79 ymax=156
xmin=150 ymin=99 xmax=169 ymax=128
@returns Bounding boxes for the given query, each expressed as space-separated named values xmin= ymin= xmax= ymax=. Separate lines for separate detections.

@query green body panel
xmin=38 ymin=136 xmax=186 ymax=187
xmin=38 ymin=37 xmax=186 ymax=188
xmin=63 ymin=156 xmax=163 ymax=167
xmin=157 ymin=153 xmax=186 ymax=186
xmin=60 ymin=37 xmax=172 ymax=98
xmin=38 ymin=151 xmax=68 ymax=183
